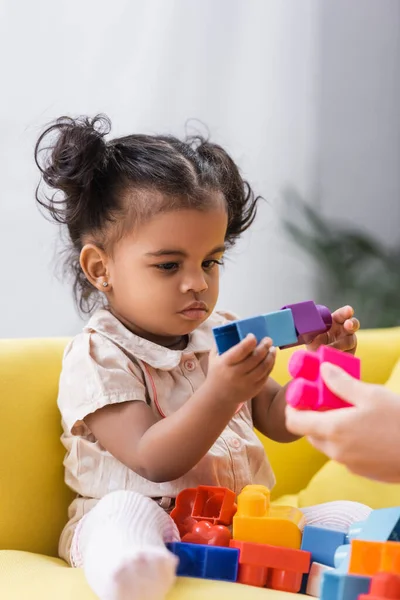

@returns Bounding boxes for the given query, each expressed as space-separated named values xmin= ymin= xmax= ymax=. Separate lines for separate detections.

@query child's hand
xmin=285 ymin=363 xmax=400 ymax=483
xmin=208 ymin=334 xmax=276 ymax=406
xmin=306 ymin=305 xmax=359 ymax=354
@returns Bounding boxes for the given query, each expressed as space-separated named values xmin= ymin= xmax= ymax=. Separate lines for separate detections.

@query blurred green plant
xmin=282 ymin=190 xmax=400 ymax=329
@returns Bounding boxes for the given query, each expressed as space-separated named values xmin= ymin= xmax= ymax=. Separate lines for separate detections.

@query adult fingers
xmin=320 ymin=363 xmax=377 ymax=407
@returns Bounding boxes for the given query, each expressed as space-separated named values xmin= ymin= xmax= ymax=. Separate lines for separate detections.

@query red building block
xmin=359 ymin=572 xmax=400 ymax=600
xmin=192 ymin=486 xmax=236 ymax=524
xmin=181 ymin=521 xmax=231 ymax=547
xmin=171 ymin=486 xmax=237 ymax=537
xmin=287 ymin=345 xmax=361 ymax=411
xmin=230 ymin=539 xmax=311 ymax=592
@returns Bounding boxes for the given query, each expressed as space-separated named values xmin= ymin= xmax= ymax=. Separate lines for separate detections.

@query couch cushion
xmin=0 ymin=550 xmax=299 ymax=600
xmin=297 ymin=460 xmax=400 ymax=508
xmin=0 ymin=339 xmax=74 ymax=556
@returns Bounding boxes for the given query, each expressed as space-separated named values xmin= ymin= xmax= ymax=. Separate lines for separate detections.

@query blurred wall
xmin=318 ymin=0 xmax=400 ymax=244
xmin=1 ymin=0 xmax=398 ymax=338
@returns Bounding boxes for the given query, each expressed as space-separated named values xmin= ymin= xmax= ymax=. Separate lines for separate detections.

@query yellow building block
xmin=232 ymin=485 xmax=305 ymax=549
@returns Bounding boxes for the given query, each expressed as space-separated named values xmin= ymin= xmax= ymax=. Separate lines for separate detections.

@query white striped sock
xmin=72 ymin=490 xmax=180 ymax=600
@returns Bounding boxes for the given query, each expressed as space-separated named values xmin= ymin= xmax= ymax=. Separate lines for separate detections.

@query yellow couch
xmin=1 ymin=328 xmax=400 ymax=599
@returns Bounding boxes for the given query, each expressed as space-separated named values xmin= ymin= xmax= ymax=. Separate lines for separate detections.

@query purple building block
xmin=281 ymin=301 xmax=332 ymax=346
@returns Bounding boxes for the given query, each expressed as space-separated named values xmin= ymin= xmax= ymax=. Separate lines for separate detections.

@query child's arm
xmin=84 ymin=334 xmax=275 ymax=483
xmin=253 ymin=305 xmax=360 ymax=442
xmin=252 ymin=379 xmax=299 ymax=442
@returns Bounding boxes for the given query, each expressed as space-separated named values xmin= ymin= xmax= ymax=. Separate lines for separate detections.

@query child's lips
xmin=180 ymin=308 xmax=208 ymax=320
xmin=180 ymin=302 xmax=208 ymax=320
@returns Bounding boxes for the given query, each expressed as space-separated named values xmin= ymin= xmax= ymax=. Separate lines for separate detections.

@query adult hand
xmin=285 ymin=362 xmax=400 ymax=483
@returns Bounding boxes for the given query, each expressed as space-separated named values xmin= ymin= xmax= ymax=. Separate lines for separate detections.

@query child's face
xmin=107 ymin=207 xmax=228 ymax=344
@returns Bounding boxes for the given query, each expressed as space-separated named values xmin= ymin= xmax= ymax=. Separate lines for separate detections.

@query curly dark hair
xmin=35 ymin=115 xmax=260 ymax=313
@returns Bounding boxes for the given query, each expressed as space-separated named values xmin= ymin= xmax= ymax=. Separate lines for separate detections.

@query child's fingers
xmin=222 ymin=334 xmax=258 ymax=365
xmin=344 ymin=317 xmax=360 ymax=333
xmin=331 ymin=305 xmax=354 ymax=324
xmin=242 ymin=338 xmax=273 ymax=374
xmin=329 ymin=333 xmax=357 ymax=353
xmin=250 ymin=347 xmax=276 ymax=381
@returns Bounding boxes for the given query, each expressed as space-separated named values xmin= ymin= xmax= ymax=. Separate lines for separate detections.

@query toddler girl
xmin=35 ymin=115 xmax=370 ymax=600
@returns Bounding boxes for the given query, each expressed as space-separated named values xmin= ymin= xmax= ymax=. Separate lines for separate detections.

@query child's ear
xmin=80 ymin=244 xmax=111 ymax=291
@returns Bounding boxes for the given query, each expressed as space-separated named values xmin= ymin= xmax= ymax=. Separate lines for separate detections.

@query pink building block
xmin=287 ymin=345 xmax=361 ymax=411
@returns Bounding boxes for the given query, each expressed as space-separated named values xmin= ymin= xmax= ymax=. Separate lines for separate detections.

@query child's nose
xmin=180 ymin=271 xmax=208 ymax=294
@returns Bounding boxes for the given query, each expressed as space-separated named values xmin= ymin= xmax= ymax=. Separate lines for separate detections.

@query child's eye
xmin=155 ymin=262 xmax=179 ymax=272
xmin=202 ymin=259 xmax=224 ymax=271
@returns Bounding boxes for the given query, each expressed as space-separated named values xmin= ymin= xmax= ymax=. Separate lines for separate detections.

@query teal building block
xmin=321 ymin=572 xmax=371 ymax=600
xmin=264 ymin=309 xmax=298 ymax=347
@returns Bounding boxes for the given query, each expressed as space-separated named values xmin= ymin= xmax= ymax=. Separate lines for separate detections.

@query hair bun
xmin=35 ymin=114 xmax=111 ymax=225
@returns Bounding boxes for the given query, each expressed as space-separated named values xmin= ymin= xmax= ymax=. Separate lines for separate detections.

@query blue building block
xmin=301 ymin=526 xmax=347 ymax=568
xmin=356 ymin=507 xmax=400 ymax=542
xmin=166 ymin=542 xmax=239 ymax=582
xmin=334 ymin=544 xmax=351 ymax=571
xmin=347 ymin=521 xmax=367 ymax=542
xmin=333 ymin=508 xmax=400 ymax=573
xmin=264 ymin=309 xmax=298 ymax=347
xmin=236 ymin=315 xmax=269 ymax=342
xmin=212 ymin=322 xmax=241 ymax=354
xmin=301 ymin=572 xmax=309 ymax=594
xmin=320 ymin=572 xmax=371 ymax=600
xmin=213 ymin=309 xmax=297 ymax=354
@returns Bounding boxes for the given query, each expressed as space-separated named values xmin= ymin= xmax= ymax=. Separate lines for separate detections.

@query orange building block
xmin=382 ymin=543 xmax=400 ymax=575
xmin=349 ymin=540 xmax=385 ymax=576
xmin=359 ymin=572 xmax=400 ymax=600
xmin=230 ymin=539 xmax=311 ymax=592
xmin=350 ymin=540 xmax=400 ymax=577
xmin=232 ymin=485 xmax=305 ymax=549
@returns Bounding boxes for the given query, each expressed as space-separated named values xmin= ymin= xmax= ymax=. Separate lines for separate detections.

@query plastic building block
xmin=349 ymin=540 xmax=386 ymax=576
xmin=213 ymin=310 xmax=297 ymax=353
xmin=287 ymin=345 xmax=361 ymax=411
xmin=359 ymin=572 xmax=400 ymax=600
xmin=230 ymin=539 xmax=310 ymax=591
xmin=305 ymin=562 xmax=335 ymax=597
xmin=320 ymin=572 xmax=371 ymax=600
xmin=301 ymin=525 xmax=347 ymax=567
xmin=355 ymin=508 xmax=400 ymax=543
xmin=182 ymin=521 xmax=231 ymax=547
xmin=212 ymin=300 xmax=333 ymax=353
xmin=212 ymin=321 xmax=241 ymax=354
xmin=281 ymin=300 xmax=333 ymax=345
xmin=170 ymin=486 xmax=236 ymax=537
xmin=335 ymin=544 xmax=352 ymax=570
xmin=349 ymin=540 xmax=400 ymax=576
xmin=263 ymin=310 xmax=298 ymax=347
xmin=334 ymin=511 xmax=400 ymax=574
xmin=191 ymin=486 xmax=236 ymax=524
xmin=166 ymin=541 xmax=239 ymax=582
xmin=232 ymin=485 xmax=305 ymax=549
